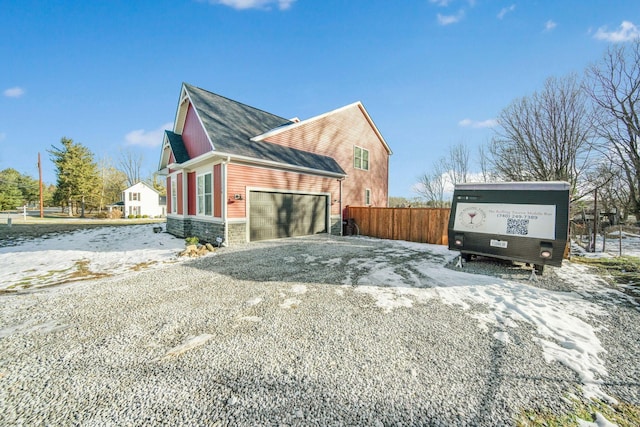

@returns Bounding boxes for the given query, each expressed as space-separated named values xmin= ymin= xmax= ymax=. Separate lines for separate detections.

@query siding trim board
xmin=219 ymin=152 xmax=346 ymax=179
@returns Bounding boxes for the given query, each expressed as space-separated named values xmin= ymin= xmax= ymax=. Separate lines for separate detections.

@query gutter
xmin=214 ymin=151 xmax=346 ymax=180
xmin=339 ymin=177 xmax=344 ymax=236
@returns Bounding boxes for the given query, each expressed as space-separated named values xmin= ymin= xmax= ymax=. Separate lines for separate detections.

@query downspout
xmin=339 ymin=177 xmax=344 ymax=236
xmin=222 ymin=156 xmax=230 ymax=245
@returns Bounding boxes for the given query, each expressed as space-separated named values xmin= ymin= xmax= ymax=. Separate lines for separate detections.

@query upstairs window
xmin=354 ymin=146 xmax=369 ymax=171
xmin=197 ymin=172 xmax=213 ymax=216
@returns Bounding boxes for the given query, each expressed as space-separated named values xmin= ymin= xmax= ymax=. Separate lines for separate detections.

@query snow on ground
xmin=573 ymin=231 xmax=640 ymax=258
xmin=343 ymin=238 xmax=638 ymax=404
xmin=0 ymin=224 xmax=188 ymax=291
xmin=1 ymin=226 xmax=637 ymax=410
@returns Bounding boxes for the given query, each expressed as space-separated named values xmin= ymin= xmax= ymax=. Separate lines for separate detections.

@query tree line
xmin=415 ymin=40 xmax=640 ymax=222
xmin=0 ymin=138 xmax=164 ymax=214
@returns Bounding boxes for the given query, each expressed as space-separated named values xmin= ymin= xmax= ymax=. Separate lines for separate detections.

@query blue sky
xmin=1 ymin=0 xmax=639 ymax=198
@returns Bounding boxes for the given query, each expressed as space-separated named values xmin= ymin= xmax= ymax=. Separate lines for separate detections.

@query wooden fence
xmin=343 ymin=206 xmax=451 ymax=245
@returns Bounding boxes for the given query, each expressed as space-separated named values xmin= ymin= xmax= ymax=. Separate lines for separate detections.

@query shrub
xmin=109 ymin=209 xmax=123 ymax=219
xmin=128 ymin=214 xmax=135 ymax=219
xmin=185 ymin=236 xmax=199 ymax=246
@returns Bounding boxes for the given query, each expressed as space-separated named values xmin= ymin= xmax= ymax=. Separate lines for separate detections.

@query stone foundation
xmin=330 ymin=215 xmax=342 ymax=236
xmin=167 ymin=217 xmax=224 ymax=244
xmin=227 ymin=222 xmax=247 ymax=245
xmin=188 ymin=220 xmax=225 ymax=244
xmin=168 ymin=216 xmax=341 ymax=245
xmin=167 ymin=217 xmax=187 ymax=238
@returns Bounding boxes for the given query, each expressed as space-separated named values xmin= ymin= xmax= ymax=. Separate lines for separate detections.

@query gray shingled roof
xmin=165 ymin=130 xmax=190 ymax=164
xmin=183 ymin=83 xmax=345 ymax=176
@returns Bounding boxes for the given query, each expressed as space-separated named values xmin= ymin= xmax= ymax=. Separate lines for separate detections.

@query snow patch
xmin=493 ymin=331 xmax=509 ymax=344
xmin=290 ymin=284 xmax=307 ymax=294
xmin=280 ymin=298 xmax=301 ymax=309
xmin=239 ymin=316 xmax=262 ymax=323
xmin=245 ymin=297 xmax=263 ymax=307
xmin=159 ymin=334 xmax=214 ymax=360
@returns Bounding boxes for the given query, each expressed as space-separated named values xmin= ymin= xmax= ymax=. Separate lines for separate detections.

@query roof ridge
xmin=183 ymin=82 xmax=291 ymax=123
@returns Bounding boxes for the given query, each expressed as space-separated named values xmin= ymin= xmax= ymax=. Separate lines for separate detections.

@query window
xmin=354 ymin=146 xmax=369 ymax=171
xmin=170 ymin=176 xmax=177 ymax=214
xmin=129 ymin=192 xmax=140 ymax=201
xmin=197 ymin=172 xmax=213 ymax=216
xmin=365 ymin=188 xmax=371 ymax=205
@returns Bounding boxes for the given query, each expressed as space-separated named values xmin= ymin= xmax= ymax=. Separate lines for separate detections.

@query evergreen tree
xmin=49 ymin=137 xmax=99 ymax=217
xmin=0 ymin=169 xmax=25 ymax=210
xmin=17 ymin=173 xmax=39 ymax=205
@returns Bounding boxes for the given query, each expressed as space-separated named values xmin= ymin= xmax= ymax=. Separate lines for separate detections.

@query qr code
xmin=506 ymin=218 xmax=529 ymax=235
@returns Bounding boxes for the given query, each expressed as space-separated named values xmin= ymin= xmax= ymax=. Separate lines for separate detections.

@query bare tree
xmin=415 ymin=160 xmax=447 ymax=207
xmin=118 ymin=149 xmax=143 ymax=187
xmin=489 ymin=74 xmax=596 ymax=193
xmin=478 ymin=143 xmax=493 ymax=182
xmin=98 ymin=157 xmax=128 ymax=208
xmin=587 ymin=160 xmax=629 ymax=224
xmin=584 ymin=40 xmax=640 ymax=216
xmin=443 ymin=142 xmax=470 ymax=185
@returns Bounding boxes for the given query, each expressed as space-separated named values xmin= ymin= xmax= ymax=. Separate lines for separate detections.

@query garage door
xmin=249 ymin=191 xmax=328 ymax=241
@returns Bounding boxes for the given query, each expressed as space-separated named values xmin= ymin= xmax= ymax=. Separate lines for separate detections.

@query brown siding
xmin=345 ymin=206 xmax=450 ymax=245
xmin=263 ymin=104 xmax=389 ymax=208
xmin=227 ymin=163 xmax=340 ymax=219
xmin=182 ymin=103 xmax=211 ymax=159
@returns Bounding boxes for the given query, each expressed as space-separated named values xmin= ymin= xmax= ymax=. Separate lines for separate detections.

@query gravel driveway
xmin=1 ymin=235 xmax=638 ymax=426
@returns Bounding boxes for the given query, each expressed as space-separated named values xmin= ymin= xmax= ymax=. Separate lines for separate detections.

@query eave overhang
xmin=166 ymin=151 xmax=346 ymax=179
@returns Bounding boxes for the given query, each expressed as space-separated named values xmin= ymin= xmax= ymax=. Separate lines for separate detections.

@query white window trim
xmin=354 ymin=145 xmax=370 ymax=171
xmin=196 ymin=171 xmax=213 ymax=217
xmin=170 ymin=176 xmax=177 ymax=214
xmin=365 ymin=188 xmax=371 ymax=205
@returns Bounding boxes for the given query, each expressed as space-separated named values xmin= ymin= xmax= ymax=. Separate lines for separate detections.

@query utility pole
xmin=38 ymin=152 xmax=43 ymax=219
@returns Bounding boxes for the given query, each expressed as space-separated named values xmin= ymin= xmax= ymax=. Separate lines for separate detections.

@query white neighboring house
xmin=123 ymin=182 xmax=166 ymax=218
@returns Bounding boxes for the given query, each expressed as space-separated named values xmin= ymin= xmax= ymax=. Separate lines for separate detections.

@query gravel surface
xmin=1 ymin=235 xmax=638 ymax=426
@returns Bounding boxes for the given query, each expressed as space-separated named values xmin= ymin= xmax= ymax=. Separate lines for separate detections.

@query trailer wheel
xmin=534 ymin=264 xmax=545 ymax=275
xmin=462 ymin=253 xmax=472 ymax=262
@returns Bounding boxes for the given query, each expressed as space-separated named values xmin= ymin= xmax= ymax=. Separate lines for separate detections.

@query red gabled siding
xmin=263 ymin=104 xmax=390 ymax=207
xmin=226 ymin=163 xmax=340 ymax=219
xmin=214 ymin=164 xmax=222 ymax=218
xmin=187 ymin=172 xmax=196 ymax=215
xmin=182 ymin=103 xmax=212 ymax=160
xmin=177 ymin=173 xmax=183 ymax=215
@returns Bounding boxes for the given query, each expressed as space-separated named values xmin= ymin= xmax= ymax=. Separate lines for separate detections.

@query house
xmin=122 ymin=182 xmax=166 ymax=218
xmin=158 ymin=83 xmax=392 ymax=244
